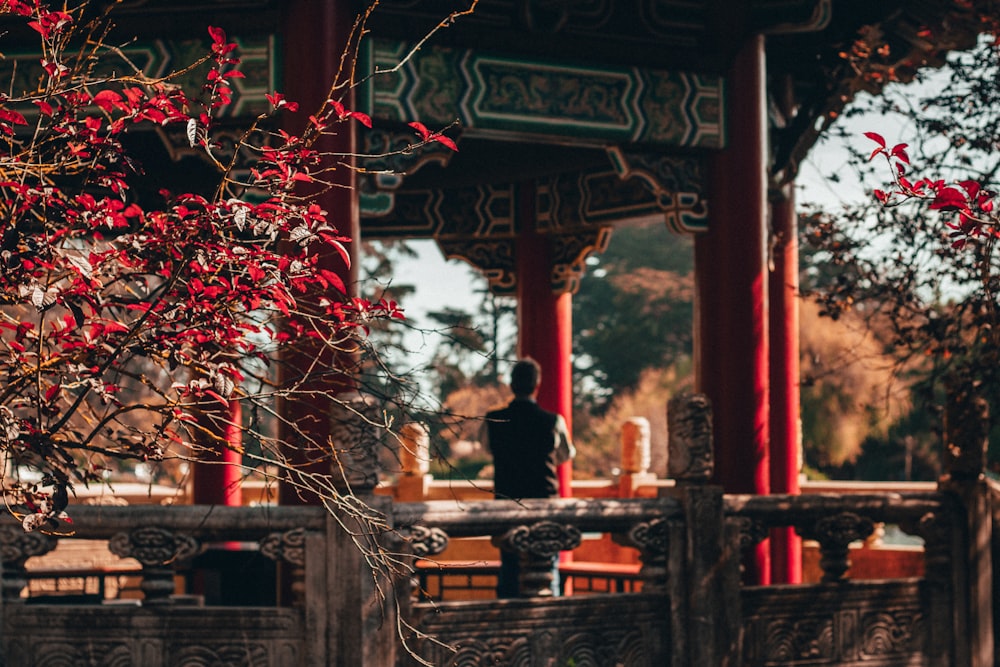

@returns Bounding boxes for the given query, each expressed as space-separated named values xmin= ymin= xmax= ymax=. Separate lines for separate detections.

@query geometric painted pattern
xmin=361 ymin=151 xmax=705 ymax=294
xmin=361 ymin=149 xmax=704 ymax=295
xmin=362 ymin=39 xmax=725 ymax=149
xmin=362 ymin=154 xmax=706 ymax=239
xmin=0 ymin=36 xmax=275 ymax=121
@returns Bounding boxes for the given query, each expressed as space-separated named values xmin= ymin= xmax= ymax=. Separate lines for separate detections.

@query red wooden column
xmin=693 ymin=34 xmax=770 ymax=583
xmin=515 ymin=183 xmax=574 ymax=498
xmin=277 ymin=0 xmax=359 ymax=506
xmin=192 ymin=400 xmax=244 ymax=506
xmin=769 ymin=185 xmax=802 ymax=584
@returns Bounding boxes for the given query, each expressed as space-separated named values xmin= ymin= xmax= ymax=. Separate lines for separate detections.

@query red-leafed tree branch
xmin=0 ymin=0 xmax=461 ymax=532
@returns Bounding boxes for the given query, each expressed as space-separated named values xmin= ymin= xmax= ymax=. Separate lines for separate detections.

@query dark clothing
xmin=484 ymin=396 xmax=573 ymax=597
xmin=485 ymin=398 xmax=563 ymax=499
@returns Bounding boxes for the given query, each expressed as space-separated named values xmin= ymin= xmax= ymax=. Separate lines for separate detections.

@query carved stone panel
xmin=259 ymin=528 xmax=307 ymax=567
xmin=407 ymin=594 xmax=669 ymax=666
xmin=742 ymin=580 xmax=926 ymax=667
xmin=3 ymin=607 xmax=304 ymax=667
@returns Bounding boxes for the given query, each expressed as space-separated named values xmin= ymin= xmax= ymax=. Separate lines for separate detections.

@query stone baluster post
xmin=939 ymin=384 xmax=993 ymax=667
xmin=0 ymin=526 xmax=56 ymax=601
xmin=493 ymin=521 xmax=582 ymax=597
xmin=396 ymin=422 xmax=431 ymax=501
xmin=900 ymin=511 xmax=953 ymax=667
xmin=618 ymin=417 xmax=655 ymax=497
xmin=326 ymin=392 xmax=397 ymax=666
xmin=666 ymin=393 xmax=741 ymax=667
xmin=616 ymin=517 xmax=670 ymax=594
xmin=108 ymin=527 xmax=199 ymax=605
xmin=795 ymin=512 xmax=874 ymax=582
xmin=329 ymin=391 xmax=381 ymax=496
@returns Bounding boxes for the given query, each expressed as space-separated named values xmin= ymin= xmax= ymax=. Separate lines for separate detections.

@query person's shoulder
xmin=486 ymin=402 xmax=514 ymax=419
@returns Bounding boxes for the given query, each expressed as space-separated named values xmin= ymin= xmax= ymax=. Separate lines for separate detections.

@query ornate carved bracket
xmin=407 ymin=525 xmax=450 ymax=558
xmin=109 ymin=526 xmax=201 ymax=604
xmin=550 ymin=228 xmax=612 ymax=294
xmin=734 ymin=516 xmax=771 ymax=553
xmin=605 ymin=147 xmax=708 ymax=233
xmin=494 ymin=521 xmax=582 ymax=559
xmin=108 ymin=527 xmax=200 ymax=566
xmin=0 ymin=525 xmax=57 ymax=600
xmin=260 ymin=527 xmax=307 ymax=567
xmin=494 ymin=521 xmax=582 ymax=597
xmin=616 ymin=518 xmax=671 ymax=593
xmin=899 ymin=511 xmax=952 ymax=577
xmin=796 ymin=512 xmax=874 ymax=582
xmin=438 ymin=237 xmax=517 ymax=296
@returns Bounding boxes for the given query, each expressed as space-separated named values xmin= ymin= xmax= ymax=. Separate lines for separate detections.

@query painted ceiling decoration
xmin=361 ymin=38 xmax=725 ymax=150
xmin=362 ymin=154 xmax=705 ymax=238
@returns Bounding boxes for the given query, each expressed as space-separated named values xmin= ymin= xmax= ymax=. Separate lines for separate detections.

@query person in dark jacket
xmin=481 ymin=358 xmax=575 ymax=597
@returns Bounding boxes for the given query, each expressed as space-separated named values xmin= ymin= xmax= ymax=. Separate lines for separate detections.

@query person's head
xmin=509 ymin=358 xmax=541 ymax=398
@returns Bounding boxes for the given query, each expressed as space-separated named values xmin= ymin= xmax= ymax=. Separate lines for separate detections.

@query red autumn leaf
xmin=408 ymin=121 xmax=431 ymax=141
xmin=889 ymin=143 xmax=909 ymax=164
xmin=0 ymin=108 xmax=27 ymax=125
xmin=318 ymin=269 xmax=347 ymax=294
xmin=92 ymin=90 xmax=122 ymax=112
xmin=930 ymin=186 xmax=968 ymax=211
xmin=349 ymin=111 xmax=373 ymax=128
xmin=207 ymin=26 xmax=227 ymax=46
xmin=433 ymin=134 xmax=459 ymax=151
xmin=863 ymin=131 xmax=886 ymax=147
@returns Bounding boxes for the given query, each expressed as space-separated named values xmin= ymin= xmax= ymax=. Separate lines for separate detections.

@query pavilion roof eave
xmin=767 ymin=0 xmax=990 ymax=184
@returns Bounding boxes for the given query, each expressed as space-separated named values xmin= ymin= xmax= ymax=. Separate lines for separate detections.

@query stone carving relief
xmin=411 ymin=596 xmax=668 ymax=666
xmin=795 ymin=512 xmax=875 ymax=582
xmin=743 ymin=583 xmax=926 ymax=666
xmin=496 ymin=521 xmax=582 ymax=558
xmin=259 ymin=528 xmax=306 ymax=567
xmin=667 ymin=392 xmax=714 ymax=482
xmin=408 ymin=525 xmax=450 ymax=558
xmin=108 ymin=527 xmax=200 ymax=566
xmin=329 ymin=391 xmax=383 ymax=493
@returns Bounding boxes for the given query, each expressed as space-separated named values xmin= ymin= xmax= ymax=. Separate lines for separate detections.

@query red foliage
xmin=866 ymin=133 xmax=997 ymax=249
xmin=0 ymin=1 xmax=435 ymax=529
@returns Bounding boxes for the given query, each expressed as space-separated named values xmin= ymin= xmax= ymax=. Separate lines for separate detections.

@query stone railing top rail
xmin=725 ymin=491 xmax=954 ymax=525
xmin=0 ymin=504 xmax=329 ymax=541
xmin=393 ymin=497 xmax=682 ymax=537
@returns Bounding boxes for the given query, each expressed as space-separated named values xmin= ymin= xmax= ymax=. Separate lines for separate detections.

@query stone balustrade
xmin=0 ymin=392 xmax=991 ymax=666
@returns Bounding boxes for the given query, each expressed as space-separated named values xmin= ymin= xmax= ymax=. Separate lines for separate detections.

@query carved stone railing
xmin=727 ymin=492 xmax=963 ymax=666
xmin=725 ymin=492 xmax=957 ymax=583
xmin=0 ymin=504 xmax=403 ymax=667
xmin=394 ymin=496 xmax=683 ymax=598
xmin=0 ymin=505 xmax=327 ymax=606
xmin=393 ymin=496 xmax=684 ymax=665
